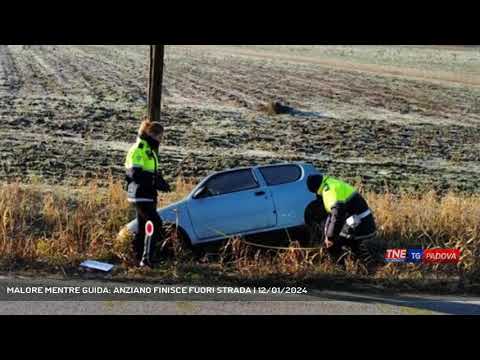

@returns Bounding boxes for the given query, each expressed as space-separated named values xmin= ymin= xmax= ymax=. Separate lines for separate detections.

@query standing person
xmin=125 ymin=119 xmax=171 ymax=268
xmin=306 ymin=174 xmax=377 ymax=267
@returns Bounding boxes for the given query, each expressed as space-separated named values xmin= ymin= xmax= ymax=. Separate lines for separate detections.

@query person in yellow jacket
xmin=306 ymin=174 xmax=377 ymax=264
xmin=125 ymin=119 xmax=171 ymax=268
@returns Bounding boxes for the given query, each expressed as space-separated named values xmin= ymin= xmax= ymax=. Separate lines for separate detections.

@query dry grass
xmin=0 ymin=176 xmax=194 ymax=268
xmin=0 ymin=178 xmax=479 ymax=285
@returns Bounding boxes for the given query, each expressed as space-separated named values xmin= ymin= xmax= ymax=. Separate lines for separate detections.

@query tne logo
xmin=385 ymin=249 xmax=407 ymax=263
xmin=385 ymin=248 xmax=461 ymax=264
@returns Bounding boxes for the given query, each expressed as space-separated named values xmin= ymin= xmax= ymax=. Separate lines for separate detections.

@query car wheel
xmin=304 ymin=200 xmax=327 ymax=245
xmin=174 ymin=226 xmax=203 ymax=257
xmin=307 ymin=221 xmax=325 ymax=245
xmin=172 ymin=226 xmax=190 ymax=248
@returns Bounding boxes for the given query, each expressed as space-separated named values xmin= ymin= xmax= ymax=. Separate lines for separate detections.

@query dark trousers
xmin=326 ymin=215 xmax=377 ymax=265
xmin=134 ymin=202 xmax=164 ymax=264
xmin=305 ymin=200 xmax=376 ymax=264
xmin=327 ymin=236 xmax=362 ymax=260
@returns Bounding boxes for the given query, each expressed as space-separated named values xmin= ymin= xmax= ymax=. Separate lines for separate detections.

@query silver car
xmin=126 ymin=163 xmax=321 ymax=246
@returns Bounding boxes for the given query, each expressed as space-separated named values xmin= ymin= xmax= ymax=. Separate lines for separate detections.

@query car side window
xmin=203 ymin=169 xmax=259 ymax=197
xmin=259 ymin=165 xmax=302 ymax=186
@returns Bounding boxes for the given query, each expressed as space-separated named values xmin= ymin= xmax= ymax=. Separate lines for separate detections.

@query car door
xmin=187 ymin=169 xmax=277 ymax=240
xmin=258 ymin=164 xmax=316 ymax=228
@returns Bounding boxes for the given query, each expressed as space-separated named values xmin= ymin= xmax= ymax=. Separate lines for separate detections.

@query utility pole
xmin=148 ymin=45 xmax=165 ymax=123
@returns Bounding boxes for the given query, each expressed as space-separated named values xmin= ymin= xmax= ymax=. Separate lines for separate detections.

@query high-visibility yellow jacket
xmin=317 ymin=176 xmax=357 ymax=213
xmin=125 ymin=137 xmax=161 ymax=202
xmin=316 ymin=176 xmax=373 ymax=239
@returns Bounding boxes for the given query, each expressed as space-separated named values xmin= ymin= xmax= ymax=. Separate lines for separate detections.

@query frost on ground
xmin=1 ymin=45 xmax=480 ymax=193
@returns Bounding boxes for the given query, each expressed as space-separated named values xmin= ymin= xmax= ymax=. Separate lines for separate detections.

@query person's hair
xmin=139 ymin=118 xmax=164 ymax=138
xmin=307 ymin=175 xmax=324 ymax=194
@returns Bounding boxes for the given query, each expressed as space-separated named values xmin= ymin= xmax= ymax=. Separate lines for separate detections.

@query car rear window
xmin=205 ymin=169 xmax=259 ymax=196
xmin=259 ymin=165 xmax=302 ymax=186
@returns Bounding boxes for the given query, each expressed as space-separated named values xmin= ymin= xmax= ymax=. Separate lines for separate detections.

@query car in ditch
xmin=125 ymin=163 xmax=322 ymax=247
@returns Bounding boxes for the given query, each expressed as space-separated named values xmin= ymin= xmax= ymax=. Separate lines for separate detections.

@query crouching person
xmin=125 ymin=119 xmax=171 ymax=268
xmin=306 ymin=174 xmax=378 ymax=268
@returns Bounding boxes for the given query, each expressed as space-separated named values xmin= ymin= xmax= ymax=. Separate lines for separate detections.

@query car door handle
xmin=255 ymin=191 xmax=266 ymax=197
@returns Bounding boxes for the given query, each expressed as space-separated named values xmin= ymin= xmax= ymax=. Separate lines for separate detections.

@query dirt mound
xmin=258 ymin=101 xmax=294 ymax=115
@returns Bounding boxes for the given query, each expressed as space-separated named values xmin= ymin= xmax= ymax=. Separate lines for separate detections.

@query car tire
xmin=173 ymin=226 xmax=191 ymax=248
xmin=304 ymin=200 xmax=327 ymax=245
xmin=307 ymin=221 xmax=325 ymax=245
xmin=174 ymin=226 xmax=203 ymax=257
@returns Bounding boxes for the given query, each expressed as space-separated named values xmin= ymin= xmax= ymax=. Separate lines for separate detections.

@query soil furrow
xmin=2 ymin=45 xmax=479 ymax=194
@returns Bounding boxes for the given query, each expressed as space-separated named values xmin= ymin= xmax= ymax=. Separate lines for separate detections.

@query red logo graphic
xmin=385 ymin=249 xmax=407 ymax=263
xmin=423 ymin=249 xmax=461 ymax=264
xmin=145 ymin=221 xmax=154 ymax=237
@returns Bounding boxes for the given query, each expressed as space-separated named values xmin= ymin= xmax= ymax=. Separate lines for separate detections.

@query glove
xmin=324 ymin=238 xmax=334 ymax=249
xmin=156 ymin=177 xmax=172 ymax=193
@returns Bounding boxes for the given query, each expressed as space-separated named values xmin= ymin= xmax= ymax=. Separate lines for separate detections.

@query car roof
xmin=209 ymin=162 xmax=312 ymax=176
xmin=253 ymin=162 xmax=311 ymax=169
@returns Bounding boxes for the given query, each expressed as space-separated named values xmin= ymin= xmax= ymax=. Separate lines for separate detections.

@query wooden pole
xmin=148 ymin=45 xmax=165 ymax=123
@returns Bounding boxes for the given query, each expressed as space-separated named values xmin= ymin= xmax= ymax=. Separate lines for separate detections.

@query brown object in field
xmin=258 ymin=101 xmax=293 ymax=116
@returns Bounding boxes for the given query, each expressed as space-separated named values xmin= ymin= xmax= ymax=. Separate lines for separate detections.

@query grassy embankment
xmin=1 ymin=177 xmax=479 ymax=293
